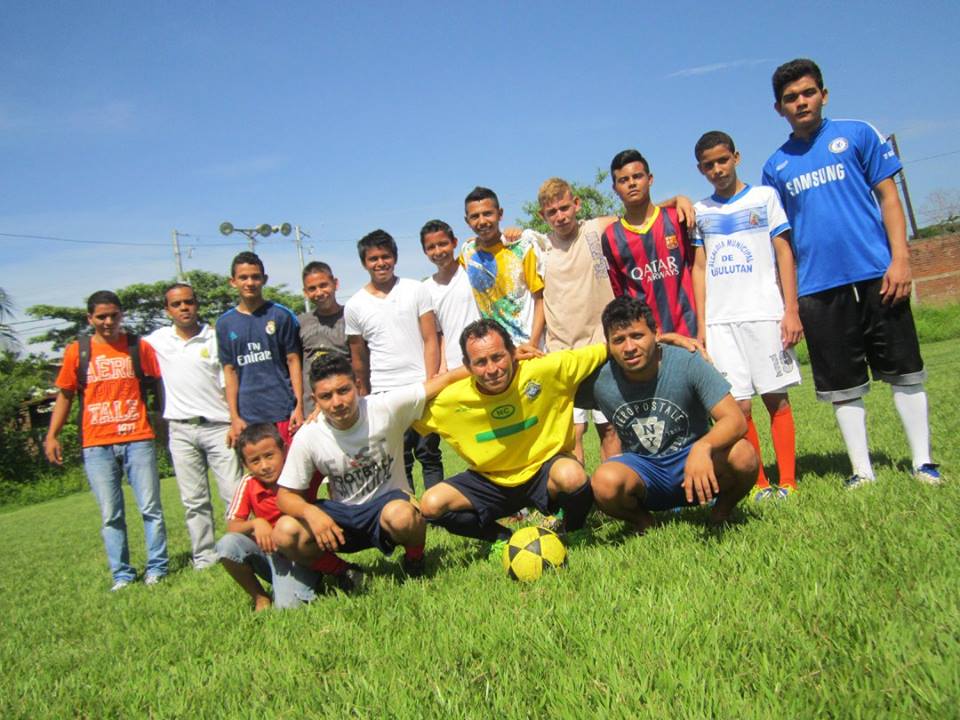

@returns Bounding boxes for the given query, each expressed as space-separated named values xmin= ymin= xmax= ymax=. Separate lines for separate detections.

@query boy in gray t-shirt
xmin=580 ymin=296 xmax=758 ymax=531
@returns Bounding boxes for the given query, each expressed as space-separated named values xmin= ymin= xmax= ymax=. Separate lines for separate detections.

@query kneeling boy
xmin=586 ymin=296 xmax=758 ymax=531
xmin=216 ymin=424 xmax=350 ymax=611
xmin=274 ymin=354 xmax=466 ymax=579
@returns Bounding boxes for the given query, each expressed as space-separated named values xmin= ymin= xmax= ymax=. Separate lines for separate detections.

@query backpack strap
xmin=75 ymin=335 xmax=92 ymax=445
xmin=76 ymin=334 xmax=92 ymax=394
xmin=126 ymin=333 xmax=145 ymax=382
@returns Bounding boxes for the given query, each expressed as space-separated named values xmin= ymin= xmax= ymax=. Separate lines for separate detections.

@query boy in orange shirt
xmin=45 ymin=290 xmax=169 ymax=591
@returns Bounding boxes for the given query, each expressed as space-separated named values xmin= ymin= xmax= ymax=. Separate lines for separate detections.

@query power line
xmin=0 ymin=231 xmax=250 ymax=248
xmin=903 ymin=149 xmax=960 ymax=164
xmin=0 ymin=232 xmax=169 ymax=247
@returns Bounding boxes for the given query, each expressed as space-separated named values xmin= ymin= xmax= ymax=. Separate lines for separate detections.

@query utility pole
xmin=295 ymin=225 xmax=311 ymax=311
xmin=889 ymin=134 xmax=920 ymax=239
xmin=172 ymin=230 xmax=185 ymax=280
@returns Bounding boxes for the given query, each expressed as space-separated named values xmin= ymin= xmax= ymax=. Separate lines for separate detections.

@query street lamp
xmin=219 ymin=221 xmax=292 ymax=251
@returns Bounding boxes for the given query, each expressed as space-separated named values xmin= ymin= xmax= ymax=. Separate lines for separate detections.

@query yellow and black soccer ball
xmin=502 ymin=526 xmax=567 ymax=582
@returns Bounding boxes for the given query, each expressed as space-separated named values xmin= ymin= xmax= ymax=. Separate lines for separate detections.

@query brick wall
xmin=910 ymin=233 xmax=960 ymax=305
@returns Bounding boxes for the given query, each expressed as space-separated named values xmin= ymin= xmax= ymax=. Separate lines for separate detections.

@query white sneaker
xmin=144 ymin=574 xmax=164 ymax=586
xmin=110 ymin=579 xmax=132 ymax=592
xmin=844 ymin=474 xmax=875 ymax=490
xmin=913 ymin=463 xmax=943 ymax=486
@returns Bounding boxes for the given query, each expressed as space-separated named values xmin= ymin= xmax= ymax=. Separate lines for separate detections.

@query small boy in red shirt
xmin=216 ymin=423 xmax=356 ymax=611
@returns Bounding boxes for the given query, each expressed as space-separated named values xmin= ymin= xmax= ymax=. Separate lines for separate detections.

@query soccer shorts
xmin=798 ymin=278 xmax=926 ymax=402
xmin=573 ymin=406 xmax=609 ymax=425
xmin=315 ymin=489 xmax=412 ymax=555
xmin=444 ymin=454 xmax=570 ymax=527
xmin=604 ymin=446 xmax=694 ymax=511
xmin=706 ymin=320 xmax=801 ymax=400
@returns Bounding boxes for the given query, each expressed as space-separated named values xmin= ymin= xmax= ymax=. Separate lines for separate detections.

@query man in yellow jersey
xmin=416 ymin=319 xmax=606 ymax=546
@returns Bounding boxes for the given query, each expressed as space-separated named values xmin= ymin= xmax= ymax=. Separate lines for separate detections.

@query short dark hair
xmin=86 ymin=290 xmax=122 ymax=314
xmin=230 ymin=251 xmax=265 ymax=277
xmin=694 ymin=131 xmax=737 ymax=162
xmin=163 ymin=282 xmax=196 ymax=306
xmin=302 ymin=261 xmax=334 ymax=282
xmin=459 ymin=319 xmax=515 ymax=365
xmin=601 ymin=296 xmax=657 ymax=338
xmin=309 ymin=352 xmax=355 ymax=386
xmin=772 ymin=58 xmax=823 ymax=102
xmin=236 ymin=422 xmax=284 ymax=462
xmin=464 ymin=186 xmax=500 ymax=209
xmin=419 ymin=219 xmax=456 ymax=247
xmin=357 ymin=229 xmax=398 ymax=262
xmin=610 ymin=149 xmax=650 ymax=176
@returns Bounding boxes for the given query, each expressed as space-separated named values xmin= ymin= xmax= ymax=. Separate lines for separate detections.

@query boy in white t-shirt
xmin=691 ymin=131 xmax=804 ymax=500
xmin=344 ymin=229 xmax=443 ymax=491
xmin=274 ymin=354 xmax=467 ymax=579
xmin=419 ymin=219 xmax=480 ymax=371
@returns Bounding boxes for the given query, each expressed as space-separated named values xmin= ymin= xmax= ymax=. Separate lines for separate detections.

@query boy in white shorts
xmin=692 ymin=131 xmax=804 ymax=499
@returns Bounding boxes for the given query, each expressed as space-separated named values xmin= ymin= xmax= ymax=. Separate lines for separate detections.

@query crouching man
xmin=584 ymin=296 xmax=758 ymax=531
xmin=273 ymin=354 xmax=466 ymax=580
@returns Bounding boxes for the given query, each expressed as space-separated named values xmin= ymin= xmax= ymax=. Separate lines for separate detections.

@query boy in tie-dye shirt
xmin=460 ymin=185 xmax=545 ymax=352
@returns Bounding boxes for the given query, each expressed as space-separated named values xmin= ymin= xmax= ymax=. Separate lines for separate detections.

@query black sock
xmin=556 ymin=479 xmax=594 ymax=530
xmin=431 ymin=510 xmax=511 ymax=542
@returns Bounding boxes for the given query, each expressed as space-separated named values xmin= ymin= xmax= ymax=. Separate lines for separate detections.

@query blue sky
xmin=3 ymin=1 xmax=959 ymax=349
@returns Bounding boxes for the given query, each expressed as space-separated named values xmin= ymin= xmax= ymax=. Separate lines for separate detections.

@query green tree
xmin=0 ymin=287 xmax=19 ymax=349
xmin=27 ymin=270 xmax=305 ymax=350
xmin=0 ymin=351 xmax=62 ymax=483
xmin=517 ymin=169 xmax=622 ymax=234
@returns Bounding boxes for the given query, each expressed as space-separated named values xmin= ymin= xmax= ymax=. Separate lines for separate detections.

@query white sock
xmin=891 ymin=384 xmax=932 ymax=468
xmin=834 ymin=399 xmax=874 ymax=479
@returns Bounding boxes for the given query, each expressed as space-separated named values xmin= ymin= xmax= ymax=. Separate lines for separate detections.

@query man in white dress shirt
xmin=146 ymin=283 xmax=242 ymax=569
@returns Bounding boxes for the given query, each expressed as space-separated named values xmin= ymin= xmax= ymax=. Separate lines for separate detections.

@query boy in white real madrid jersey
xmin=692 ymin=131 xmax=803 ymax=500
xmin=761 ymin=58 xmax=939 ymax=488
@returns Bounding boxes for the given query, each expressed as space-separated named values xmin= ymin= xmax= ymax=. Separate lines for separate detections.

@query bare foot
xmin=253 ymin=595 xmax=273 ymax=612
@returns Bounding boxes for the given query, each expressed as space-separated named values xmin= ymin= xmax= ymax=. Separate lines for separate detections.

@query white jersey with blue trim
xmin=761 ymin=117 xmax=902 ymax=297
xmin=693 ymin=184 xmax=790 ymax=324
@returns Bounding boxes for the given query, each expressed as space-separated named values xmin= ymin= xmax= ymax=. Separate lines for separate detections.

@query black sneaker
xmin=401 ymin=555 xmax=426 ymax=578
xmin=335 ymin=563 xmax=367 ymax=594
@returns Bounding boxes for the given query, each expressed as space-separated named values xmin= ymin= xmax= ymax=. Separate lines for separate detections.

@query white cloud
xmin=666 ymin=58 xmax=770 ymax=79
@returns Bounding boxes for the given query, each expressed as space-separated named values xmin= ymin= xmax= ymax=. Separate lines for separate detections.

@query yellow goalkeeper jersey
xmin=414 ymin=344 xmax=607 ymax=487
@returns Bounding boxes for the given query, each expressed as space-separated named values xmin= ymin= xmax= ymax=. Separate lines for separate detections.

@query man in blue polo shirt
xmin=761 ymin=58 xmax=939 ymax=488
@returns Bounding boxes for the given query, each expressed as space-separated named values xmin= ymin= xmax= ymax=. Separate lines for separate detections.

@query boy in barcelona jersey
xmin=692 ymin=131 xmax=803 ymax=500
xmin=761 ymin=58 xmax=940 ymax=488
xmin=602 ymin=149 xmax=698 ymax=338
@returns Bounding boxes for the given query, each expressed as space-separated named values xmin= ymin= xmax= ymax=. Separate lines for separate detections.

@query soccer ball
xmin=502 ymin=526 xmax=567 ymax=582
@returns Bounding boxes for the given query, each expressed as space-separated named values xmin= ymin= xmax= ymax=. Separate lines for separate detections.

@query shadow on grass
xmin=796 ymin=450 xmax=899 ymax=479
xmin=168 ymin=551 xmax=194 ymax=574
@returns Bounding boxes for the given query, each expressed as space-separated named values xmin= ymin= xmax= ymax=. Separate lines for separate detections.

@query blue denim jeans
xmin=215 ymin=532 xmax=319 ymax=609
xmin=82 ymin=440 xmax=169 ymax=582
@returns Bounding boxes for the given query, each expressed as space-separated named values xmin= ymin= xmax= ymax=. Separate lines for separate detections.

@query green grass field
xmin=3 ymin=341 xmax=959 ymax=719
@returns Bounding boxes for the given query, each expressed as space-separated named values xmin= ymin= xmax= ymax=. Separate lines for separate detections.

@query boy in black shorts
xmin=761 ymin=58 xmax=939 ymax=487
